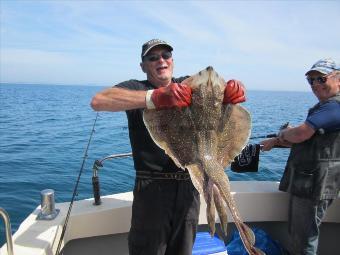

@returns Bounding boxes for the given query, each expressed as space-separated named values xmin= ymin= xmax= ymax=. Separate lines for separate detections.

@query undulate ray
xmin=143 ymin=66 xmax=265 ymax=255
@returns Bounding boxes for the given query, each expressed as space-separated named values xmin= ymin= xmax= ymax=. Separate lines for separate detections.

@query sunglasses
xmin=306 ymin=76 xmax=328 ymax=86
xmin=143 ymin=51 xmax=172 ymax=62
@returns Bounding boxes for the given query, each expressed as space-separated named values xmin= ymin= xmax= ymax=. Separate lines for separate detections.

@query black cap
xmin=141 ymin=39 xmax=173 ymax=58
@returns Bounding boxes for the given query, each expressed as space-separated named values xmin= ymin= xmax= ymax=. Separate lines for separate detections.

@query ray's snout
xmin=205 ymin=66 xmax=217 ymax=89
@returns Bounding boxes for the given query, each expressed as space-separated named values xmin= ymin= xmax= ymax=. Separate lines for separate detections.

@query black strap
xmin=136 ymin=171 xmax=190 ymax=181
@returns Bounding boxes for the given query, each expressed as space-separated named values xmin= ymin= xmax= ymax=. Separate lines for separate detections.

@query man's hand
xmin=223 ymin=79 xmax=246 ymax=104
xmin=146 ymin=83 xmax=192 ymax=110
xmin=260 ymin=138 xmax=279 ymax=151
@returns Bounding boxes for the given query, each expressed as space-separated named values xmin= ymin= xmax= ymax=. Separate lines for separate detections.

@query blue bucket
xmin=193 ymin=232 xmax=228 ymax=255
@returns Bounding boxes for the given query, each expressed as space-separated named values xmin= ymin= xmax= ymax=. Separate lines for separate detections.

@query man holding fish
xmin=91 ymin=39 xmax=246 ymax=255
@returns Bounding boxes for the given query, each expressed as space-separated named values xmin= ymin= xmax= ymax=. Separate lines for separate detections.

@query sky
xmin=1 ymin=0 xmax=340 ymax=91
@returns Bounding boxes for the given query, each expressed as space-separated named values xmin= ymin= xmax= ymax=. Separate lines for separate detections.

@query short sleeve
xmin=115 ymin=79 xmax=147 ymax=91
xmin=306 ymin=101 xmax=340 ymax=132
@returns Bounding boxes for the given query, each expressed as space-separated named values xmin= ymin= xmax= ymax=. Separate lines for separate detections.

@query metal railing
xmin=0 ymin=207 xmax=14 ymax=255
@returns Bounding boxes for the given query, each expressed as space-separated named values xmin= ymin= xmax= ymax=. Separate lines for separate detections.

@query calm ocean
xmin=0 ymin=83 xmax=316 ymax=246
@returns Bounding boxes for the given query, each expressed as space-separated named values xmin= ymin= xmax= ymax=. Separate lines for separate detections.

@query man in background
xmin=261 ymin=58 xmax=340 ymax=254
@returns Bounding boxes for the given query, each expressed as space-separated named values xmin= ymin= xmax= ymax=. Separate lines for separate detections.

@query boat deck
xmin=2 ymin=182 xmax=339 ymax=255
xmin=63 ymin=232 xmax=129 ymax=255
xmin=62 ymin=222 xmax=340 ymax=255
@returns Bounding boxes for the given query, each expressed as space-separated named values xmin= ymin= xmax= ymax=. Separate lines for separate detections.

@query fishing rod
xmin=250 ymin=133 xmax=277 ymax=139
xmin=55 ymin=112 xmax=99 ymax=255
xmin=249 ymin=122 xmax=290 ymax=140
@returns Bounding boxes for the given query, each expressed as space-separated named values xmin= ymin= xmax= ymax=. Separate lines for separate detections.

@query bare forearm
xmin=91 ymin=87 xmax=147 ymax=112
xmin=279 ymin=128 xmax=302 ymax=143
xmin=279 ymin=123 xmax=315 ymax=144
xmin=275 ymin=137 xmax=292 ymax=148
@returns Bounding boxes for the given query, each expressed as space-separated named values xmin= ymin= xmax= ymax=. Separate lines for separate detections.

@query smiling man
xmin=261 ymin=58 xmax=340 ymax=255
xmin=91 ymin=39 xmax=246 ymax=255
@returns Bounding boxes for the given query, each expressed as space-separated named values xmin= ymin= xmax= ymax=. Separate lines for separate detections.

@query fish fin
xmin=217 ymin=104 xmax=251 ymax=167
xmin=239 ymin=222 xmax=256 ymax=246
xmin=204 ymin=179 xmax=216 ymax=237
xmin=187 ymin=164 xmax=216 ymax=236
xmin=186 ymin=164 xmax=204 ymax=194
xmin=253 ymin=247 xmax=266 ymax=255
xmin=213 ymin=185 xmax=228 ymax=235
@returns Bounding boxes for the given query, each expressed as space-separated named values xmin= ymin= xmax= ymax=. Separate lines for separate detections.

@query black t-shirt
xmin=116 ymin=77 xmax=188 ymax=173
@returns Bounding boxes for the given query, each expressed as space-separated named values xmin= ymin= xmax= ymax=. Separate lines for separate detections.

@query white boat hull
xmin=1 ymin=181 xmax=339 ymax=255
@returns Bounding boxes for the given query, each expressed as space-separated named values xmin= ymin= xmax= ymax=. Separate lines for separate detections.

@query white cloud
xmin=1 ymin=1 xmax=340 ymax=91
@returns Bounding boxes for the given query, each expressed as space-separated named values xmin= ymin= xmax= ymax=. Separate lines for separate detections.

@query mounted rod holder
xmin=92 ymin=160 xmax=103 ymax=205
xmin=92 ymin=152 xmax=132 ymax=206
xmin=0 ymin=207 xmax=14 ymax=255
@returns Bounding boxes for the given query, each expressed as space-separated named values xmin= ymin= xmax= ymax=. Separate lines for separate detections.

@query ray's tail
xmin=203 ymin=159 xmax=265 ymax=255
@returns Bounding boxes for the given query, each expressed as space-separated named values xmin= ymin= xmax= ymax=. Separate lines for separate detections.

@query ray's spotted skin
xmin=143 ymin=67 xmax=265 ymax=255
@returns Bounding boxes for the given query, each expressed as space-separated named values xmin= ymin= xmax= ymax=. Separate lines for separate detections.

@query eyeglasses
xmin=306 ymin=76 xmax=328 ymax=86
xmin=143 ymin=51 xmax=172 ymax=62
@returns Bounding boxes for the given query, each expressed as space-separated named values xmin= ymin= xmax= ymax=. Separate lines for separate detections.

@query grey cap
xmin=305 ymin=58 xmax=339 ymax=76
xmin=141 ymin=39 xmax=173 ymax=58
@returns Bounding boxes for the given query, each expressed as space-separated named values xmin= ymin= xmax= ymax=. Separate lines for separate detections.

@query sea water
xmin=0 ymin=83 xmax=316 ymax=246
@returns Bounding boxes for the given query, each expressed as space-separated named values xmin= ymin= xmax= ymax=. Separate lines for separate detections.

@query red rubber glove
xmin=146 ymin=83 xmax=192 ymax=109
xmin=223 ymin=79 xmax=246 ymax=104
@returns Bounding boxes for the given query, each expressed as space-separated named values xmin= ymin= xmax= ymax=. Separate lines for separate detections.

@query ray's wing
xmin=216 ymin=104 xmax=251 ymax=168
xmin=143 ymin=108 xmax=197 ymax=169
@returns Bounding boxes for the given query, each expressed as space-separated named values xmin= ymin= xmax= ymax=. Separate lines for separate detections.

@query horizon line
xmin=0 ymin=82 xmax=312 ymax=93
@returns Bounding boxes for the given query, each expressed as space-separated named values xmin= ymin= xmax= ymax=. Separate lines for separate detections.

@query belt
xmin=136 ymin=171 xmax=191 ymax=181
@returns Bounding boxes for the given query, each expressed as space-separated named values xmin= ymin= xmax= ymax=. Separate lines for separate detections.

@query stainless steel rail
xmin=92 ymin=152 xmax=133 ymax=206
xmin=99 ymin=152 xmax=133 ymax=164
xmin=0 ymin=207 xmax=14 ymax=255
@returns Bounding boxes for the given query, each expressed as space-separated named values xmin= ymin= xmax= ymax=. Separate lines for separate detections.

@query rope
xmin=55 ymin=112 xmax=99 ymax=255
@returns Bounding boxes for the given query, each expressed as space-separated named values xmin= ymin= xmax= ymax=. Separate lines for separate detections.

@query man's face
xmin=140 ymin=46 xmax=174 ymax=87
xmin=308 ymin=71 xmax=340 ymax=102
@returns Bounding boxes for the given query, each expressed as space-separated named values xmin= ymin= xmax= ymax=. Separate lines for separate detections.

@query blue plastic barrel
xmin=192 ymin=232 xmax=228 ymax=255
